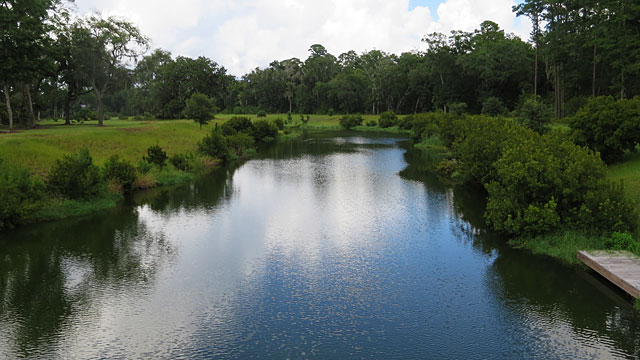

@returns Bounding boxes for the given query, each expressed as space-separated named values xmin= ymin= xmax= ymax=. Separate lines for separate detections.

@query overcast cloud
xmin=75 ymin=0 xmax=531 ymax=76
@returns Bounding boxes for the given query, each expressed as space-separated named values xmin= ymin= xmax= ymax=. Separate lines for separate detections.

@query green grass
xmin=0 ymin=118 xmax=214 ymax=177
xmin=22 ymin=194 xmax=123 ymax=224
xmin=608 ymin=151 xmax=640 ymax=201
xmin=509 ymin=231 xmax=610 ymax=265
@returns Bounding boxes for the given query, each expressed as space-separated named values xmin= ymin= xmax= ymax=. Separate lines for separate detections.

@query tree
xmin=570 ymin=96 xmax=640 ymax=163
xmin=515 ymin=96 xmax=553 ymax=134
xmin=184 ymin=93 xmax=217 ymax=129
xmin=0 ymin=0 xmax=59 ymax=129
xmin=76 ymin=15 xmax=148 ymax=126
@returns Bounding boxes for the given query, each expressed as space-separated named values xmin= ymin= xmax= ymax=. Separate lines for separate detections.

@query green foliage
xmin=198 ymin=127 xmax=229 ymax=160
xmin=184 ymin=93 xmax=217 ymax=129
xmin=482 ymin=97 xmax=506 ymax=116
xmin=410 ymin=113 xmax=443 ymax=142
xmin=378 ymin=111 xmax=398 ymax=128
xmin=436 ymin=158 xmax=460 ymax=177
xmin=287 ymin=112 xmax=293 ymax=122
xmin=257 ymin=110 xmax=267 ymax=118
xmin=73 ymin=108 xmax=98 ymax=121
xmin=47 ymin=149 xmax=104 ymax=199
xmin=570 ymin=96 xmax=640 ymax=163
xmin=137 ymin=159 xmax=153 ymax=174
xmin=143 ymin=145 xmax=168 ymax=169
xmin=515 ymin=97 xmax=553 ymax=134
xmin=274 ymin=117 xmax=284 ymax=130
xmin=253 ymin=120 xmax=278 ymax=141
xmin=339 ymin=114 xmax=363 ymax=129
xmin=103 ymin=155 xmax=137 ymax=193
xmin=169 ymin=153 xmax=195 ymax=171
xmin=328 ymin=108 xmax=334 ymax=117
xmin=0 ymin=159 xmax=43 ymax=229
xmin=448 ymin=102 xmax=468 ymax=115
xmin=366 ymin=119 xmax=377 ymax=127
xmin=226 ymin=132 xmax=255 ymax=157
xmin=222 ymin=116 xmax=254 ymax=136
xmin=484 ymin=131 xmax=638 ymax=236
xmin=605 ymin=232 xmax=639 ymax=252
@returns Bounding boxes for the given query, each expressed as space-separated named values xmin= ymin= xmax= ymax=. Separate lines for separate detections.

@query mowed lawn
xmin=0 ymin=119 xmax=216 ymax=177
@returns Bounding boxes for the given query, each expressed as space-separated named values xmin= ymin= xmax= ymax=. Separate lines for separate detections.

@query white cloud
xmin=74 ymin=0 xmax=531 ymax=76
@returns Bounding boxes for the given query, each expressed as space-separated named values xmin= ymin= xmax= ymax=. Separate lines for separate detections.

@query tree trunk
xmin=23 ymin=83 xmax=36 ymax=128
xmin=592 ymin=45 xmax=597 ymax=98
xmin=534 ymin=45 xmax=538 ymax=96
xmin=414 ymin=98 xmax=420 ymax=113
xmin=3 ymin=84 xmax=12 ymax=130
xmin=64 ymin=90 xmax=72 ymax=125
xmin=94 ymin=84 xmax=104 ymax=126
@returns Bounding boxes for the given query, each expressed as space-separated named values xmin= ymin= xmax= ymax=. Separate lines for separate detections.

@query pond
xmin=1 ymin=131 xmax=639 ymax=359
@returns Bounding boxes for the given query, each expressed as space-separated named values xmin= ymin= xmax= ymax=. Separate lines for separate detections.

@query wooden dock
xmin=578 ymin=250 xmax=640 ymax=299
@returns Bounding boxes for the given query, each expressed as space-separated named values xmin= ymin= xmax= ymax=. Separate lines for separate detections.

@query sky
xmin=75 ymin=0 xmax=531 ymax=76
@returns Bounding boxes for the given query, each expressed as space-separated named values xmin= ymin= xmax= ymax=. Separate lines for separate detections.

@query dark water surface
xmin=1 ymin=131 xmax=639 ymax=359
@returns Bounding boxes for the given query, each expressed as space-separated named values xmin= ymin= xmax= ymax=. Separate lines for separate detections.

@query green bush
xmin=73 ymin=108 xmax=98 ymax=121
xmin=484 ymin=131 xmax=638 ymax=236
xmin=0 ymin=159 xmax=43 ymax=229
xmin=47 ymin=149 xmax=104 ymax=199
xmin=253 ymin=120 xmax=278 ymax=141
xmin=143 ymin=145 xmax=168 ymax=169
xmin=569 ymin=96 xmax=640 ymax=163
xmin=378 ymin=111 xmax=398 ymax=128
xmin=198 ymin=127 xmax=229 ymax=160
xmin=366 ymin=119 xmax=377 ymax=127
xmin=169 ymin=153 xmax=195 ymax=171
xmin=103 ymin=155 xmax=137 ymax=194
xmin=257 ymin=110 xmax=267 ymax=118
xmin=410 ymin=113 xmax=443 ymax=143
xmin=398 ymin=114 xmax=414 ymax=130
xmin=515 ymin=96 xmax=553 ymax=134
xmin=448 ymin=102 xmax=468 ymax=116
xmin=227 ymin=132 xmax=255 ymax=157
xmin=137 ymin=159 xmax=153 ymax=174
xmin=605 ymin=232 xmax=639 ymax=252
xmin=274 ymin=117 xmax=285 ymax=130
xmin=482 ymin=97 xmax=506 ymax=116
xmin=222 ymin=116 xmax=254 ymax=136
xmin=339 ymin=114 xmax=363 ymax=129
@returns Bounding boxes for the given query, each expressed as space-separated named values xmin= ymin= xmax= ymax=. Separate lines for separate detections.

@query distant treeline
xmin=2 ymin=0 xmax=639 ymax=128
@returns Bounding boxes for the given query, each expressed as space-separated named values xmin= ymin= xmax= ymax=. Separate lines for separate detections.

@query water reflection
xmin=0 ymin=130 xmax=639 ymax=358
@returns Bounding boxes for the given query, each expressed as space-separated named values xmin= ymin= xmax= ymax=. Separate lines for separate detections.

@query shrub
xmin=169 ymin=153 xmax=195 ymax=171
xmin=484 ymin=131 xmax=638 ymax=236
xmin=137 ymin=159 xmax=153 ymax=174
xmin=47 ymin=149 xmax=104 ymax=199
xmin=0 ymin=159 xmax=43 ymax=229
xmin=482 ymin=97 xmax=506 ymax=116
xmin=339 ymin=114 xmax=363 ymax=129
xmin=253 ymin=120 xmax=278 ymax=141
xmin=287 ymin=112 xmax=293 ymax=123
xmin=569 ymin=96 xmax=640 ymax=163
xmin=398 ymin=114 xmax=414 ymax=130
xmin=227 ymin=132 xmax=255 ymax=157
xmin=222 ymin=116 xmax=254 ymax=136
xmin=515 ymin=96 xmax=553 ymax=134
xmin=328 ymin=108 xmax=334 ymax=117
xmin=118 ymin=114 xmax=129 ymax=120
xmin=73 ymin=108 xmax=98 ymax=121
xmin=274 ymin=117 xmax=285 ymax=130
xmin=198 ymin=127 xmax=229 ymax=160
xmin=448 ymin=102 xmax=468 ymax=116
xmin=103 ymin=155 xmax=137 ymax=194
xmin=257 ymin=110 xmax=267 ymax=118
xmin=410 ymin=113 xmax=442 ymax=143
xmin=143 ymin=145 xmax=168 ymax=169
xmin=605 ymin=232 xmax=639 ymax=252
xmin=366 ymin=119 xmax=377 ymax=127
xmin=378 ymin=111 xmax=398 ymax=128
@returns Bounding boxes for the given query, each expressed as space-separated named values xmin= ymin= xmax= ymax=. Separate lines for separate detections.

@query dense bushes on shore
xmin=404 ymin=113 xmax=638 ymax=238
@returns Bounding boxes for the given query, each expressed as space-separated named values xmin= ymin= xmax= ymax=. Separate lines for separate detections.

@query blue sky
xmin=77 ymin=0 xmax=531 ymax=76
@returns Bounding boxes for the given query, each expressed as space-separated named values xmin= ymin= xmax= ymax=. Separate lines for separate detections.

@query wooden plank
xmin=578 ymin=250 xmax=640 ymax=299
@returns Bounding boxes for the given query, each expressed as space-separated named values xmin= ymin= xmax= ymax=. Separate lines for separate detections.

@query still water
xmin=1 ymin=131 xmax=639 ymax=359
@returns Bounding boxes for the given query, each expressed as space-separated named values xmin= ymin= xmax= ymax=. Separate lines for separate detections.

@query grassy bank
xmin=0 ymin=114 xmax=408 ymax=229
